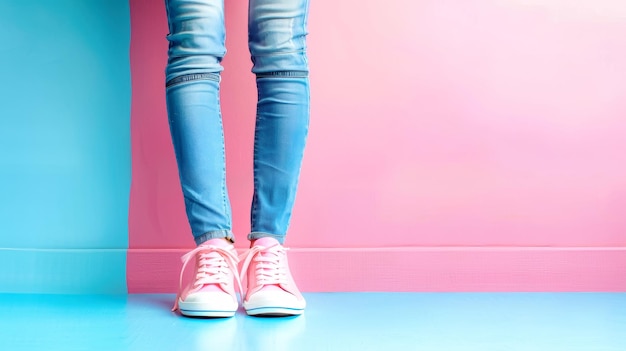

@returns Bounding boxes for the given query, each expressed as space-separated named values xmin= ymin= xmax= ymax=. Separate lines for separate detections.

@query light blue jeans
xmin=164 ymin=0 xmax=310 ymax=245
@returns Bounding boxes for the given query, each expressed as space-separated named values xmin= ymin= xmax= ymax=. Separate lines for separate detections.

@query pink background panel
xmin=130 ymin=0 xmax=626 ymax=249
xmin=300 ymin=0 xmax=626 ymax=248
xmin=129 ymin=0 xmax=626 ymax=291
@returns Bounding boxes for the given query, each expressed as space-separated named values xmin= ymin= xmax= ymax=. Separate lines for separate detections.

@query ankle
xmin=250 ymin=237 xmax=280 ymax=248
xmin=201 ymin=237 xmax=232 ymax=247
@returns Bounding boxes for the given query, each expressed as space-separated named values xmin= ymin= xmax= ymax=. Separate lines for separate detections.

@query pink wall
xmin=129 ymin=0 xmax=626 ymax=292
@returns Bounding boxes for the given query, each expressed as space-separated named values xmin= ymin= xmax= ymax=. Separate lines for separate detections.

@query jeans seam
xmin=251 ymin=49 xmax=306 ymax=57
xmin=216 ymin=83 xmax=230 ymax=226
xmin=256 ymin=71 xmax=308 ymax=78
xmin=166 ymin=73 xmax=220 ymax=88
xmin=251 ymin=103 xmax=260 ymax=229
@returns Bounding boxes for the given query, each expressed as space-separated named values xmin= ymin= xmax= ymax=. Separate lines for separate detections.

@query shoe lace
xmin=239 ymin=243 xmax=289 ymax=292
xmin=172 ymin=245 xmax=243 ymax=311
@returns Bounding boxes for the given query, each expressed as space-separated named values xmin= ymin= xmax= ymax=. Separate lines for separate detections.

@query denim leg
xmin=247 ymin=0 xmax=311 ymax=244
xmin=165 ymin=0 xmax=234 ymax=245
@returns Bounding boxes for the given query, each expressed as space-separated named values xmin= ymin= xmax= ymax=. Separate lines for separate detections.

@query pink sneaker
xmin=172 ymin=238 xmax=242 ymax=317
xmin=239 ymin=237 xmax=306 ymax=316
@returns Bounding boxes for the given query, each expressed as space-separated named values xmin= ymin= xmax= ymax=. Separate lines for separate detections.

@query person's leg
xmin=165 ymin=0 xmax=234 ymax=245
xmin=241 ymin=0 xmax=310 ymax=316
xmin=165 ymin=0 xmax=239 ymax=317
xmin=247 ymin=0 xmax=311 ymax=245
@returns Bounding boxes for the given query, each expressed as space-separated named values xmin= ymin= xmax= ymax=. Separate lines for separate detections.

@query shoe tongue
xmin=196 ymin=239 xmax=232 ymax=294
xmin=253 ymin=237 xmax=280 ymax=248
xmin=197 ymin=239 xmax=232 ymax=260
xmin=202 ymin=238 xmax=233 ymax=248
xmin=252 ymin=238 xmax=283 ymax=290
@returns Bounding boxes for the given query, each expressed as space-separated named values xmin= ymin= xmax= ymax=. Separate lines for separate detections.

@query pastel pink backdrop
xmin=128 ymin=0 xmax=626 ymax=292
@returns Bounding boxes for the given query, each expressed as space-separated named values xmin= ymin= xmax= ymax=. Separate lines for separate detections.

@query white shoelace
xmin=239 ymin=243 xmax=290 ymax=295
xmin=172 ymin=245 xmax=243 ymax=311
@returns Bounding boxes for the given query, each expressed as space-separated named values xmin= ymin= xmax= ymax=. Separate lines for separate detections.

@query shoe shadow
xmin=241 ymin=313 xmax=307 ymax=351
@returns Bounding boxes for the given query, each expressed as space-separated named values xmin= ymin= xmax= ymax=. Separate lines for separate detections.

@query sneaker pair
xmin=172 ymin=237 xmax=306 ymax=317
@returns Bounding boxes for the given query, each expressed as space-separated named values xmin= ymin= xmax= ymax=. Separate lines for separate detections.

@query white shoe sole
xmin=245 ymin=306 xmax=304 ymax=316
xmin=178 ymin=299 xmax=237 ymax=318
xmin=243 ymin=292 xmax=306 ymax=316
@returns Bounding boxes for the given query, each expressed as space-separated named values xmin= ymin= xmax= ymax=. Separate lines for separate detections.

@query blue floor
xmin=0 ymin=293 xmax=624 ymax=350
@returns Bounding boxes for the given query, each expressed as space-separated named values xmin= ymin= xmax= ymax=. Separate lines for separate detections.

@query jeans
xmin=164 ymin=0 xmax=310 ymax=245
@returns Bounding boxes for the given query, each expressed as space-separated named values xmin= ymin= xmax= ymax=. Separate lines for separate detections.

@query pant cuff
xmin=247 ymin=232 xmax=286 ymax=245
xmin=195 ymin=230 xmax=235 ymax=246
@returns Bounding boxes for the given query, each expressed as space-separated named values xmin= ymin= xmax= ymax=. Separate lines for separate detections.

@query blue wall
xmin=0 ymin=0 xmax=131 ymax=293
